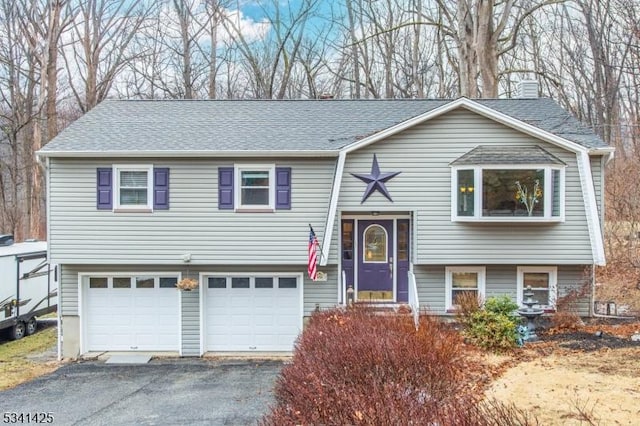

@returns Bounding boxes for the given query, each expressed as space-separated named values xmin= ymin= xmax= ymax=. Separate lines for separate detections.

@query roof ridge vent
xmin=518 ymin=80 xmax=539 ymax=98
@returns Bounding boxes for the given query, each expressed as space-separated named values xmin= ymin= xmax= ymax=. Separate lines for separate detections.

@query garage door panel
xmin=206 ymin=275 xmax=301 ymax=352
xmin=85 ymin=278 xmax=179 ymax=352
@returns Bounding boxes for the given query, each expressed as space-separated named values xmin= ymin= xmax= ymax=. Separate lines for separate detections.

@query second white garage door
xmin=204 ymin=275 xmax=302 ymax=352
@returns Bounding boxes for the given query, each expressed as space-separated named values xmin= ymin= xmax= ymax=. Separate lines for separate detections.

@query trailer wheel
xmin=26 ymin=317 xmax=38 ymax=335
xmin=10 ymin=321 xmax=26 ymax=340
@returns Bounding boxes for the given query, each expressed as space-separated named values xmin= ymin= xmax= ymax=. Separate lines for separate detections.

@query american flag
xmin=308 ymin=226 xmax=319 ymax=281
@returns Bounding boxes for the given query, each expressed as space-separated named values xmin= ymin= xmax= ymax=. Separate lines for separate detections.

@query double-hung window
xmin=235 ymin=165 xmax=275 ymax=209
xmin=114 ymin=165 xmax=153 ymax=210
xmin=445 ymin=266 xmax=486 ymax=311
xmin=517 ymin=266 xmax=557 ymax=310
xmin=451 ymin=146 xmax=565 ymax=222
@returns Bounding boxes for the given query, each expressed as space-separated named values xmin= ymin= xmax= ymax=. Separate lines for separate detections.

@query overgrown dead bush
xmin=262 ymin=308 xmax=536 ymax=425
xmin=455 ymin=291 xmax=484 ymax=325
xmin=550 ymin=273 xmax=590 ymax=331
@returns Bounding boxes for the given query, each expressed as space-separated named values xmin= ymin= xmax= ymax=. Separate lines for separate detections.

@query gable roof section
xmin=450 ymin=145 xmax=566 ymax=166
xmin=38 ymin=98 xmax=608 ymax=158
xmin=342 ymin=97 xmax=610 ymax=156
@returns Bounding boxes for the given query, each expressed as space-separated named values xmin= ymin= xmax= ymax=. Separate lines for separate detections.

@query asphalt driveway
xmin=0 ymin=358 xmax=283 ymax=425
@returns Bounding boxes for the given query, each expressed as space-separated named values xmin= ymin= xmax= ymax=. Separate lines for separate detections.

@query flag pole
xmin=309 ymin=224 xmax=326 ymax=264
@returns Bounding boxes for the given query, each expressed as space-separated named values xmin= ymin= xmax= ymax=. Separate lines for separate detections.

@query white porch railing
xmin=408 ymin=269 xmax=420 ymax=329
xmin=340 ymin=270 xmax=347 ymax=306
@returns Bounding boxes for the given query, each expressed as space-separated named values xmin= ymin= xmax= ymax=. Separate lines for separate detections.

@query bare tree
xmin=62 ymin=0 xmax=153 ymax=112
xmin=420 ymin=0 xmax=562 ymax=97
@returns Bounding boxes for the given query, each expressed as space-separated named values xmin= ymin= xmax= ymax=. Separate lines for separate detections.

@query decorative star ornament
xmin=350 ymin=154 xmax=401 ymax=203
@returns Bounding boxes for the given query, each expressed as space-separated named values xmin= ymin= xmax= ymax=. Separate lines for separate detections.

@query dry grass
xmin=486 ymin=320 xmax=640 ymax=425
xmin=0 ymin=326 xmax=59 ymax=390
xmin=487 ymin=346 xmax=640 ymax=425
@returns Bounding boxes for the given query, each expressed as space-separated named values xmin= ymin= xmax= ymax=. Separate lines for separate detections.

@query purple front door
xmin=357 ymin=220 xmax=393 ymax=301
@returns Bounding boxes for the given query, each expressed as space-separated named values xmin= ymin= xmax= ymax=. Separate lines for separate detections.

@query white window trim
xmin=516 ymin=266 xmax=557 ymax=310
xmin=113 ymin=164 xmax=153 ymax=211
xmin=451 ymin=165 xmax=565 ymax=222
xmin=445 ymin=266 xmax=486 ymax=311
xmin=234 ymin=164 xmax=275 ymax=210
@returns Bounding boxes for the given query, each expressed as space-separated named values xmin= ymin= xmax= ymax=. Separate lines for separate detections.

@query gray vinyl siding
xmin=557 ymin=265 xmax=592 ymax=315
xmin=590 ymin=155 xmax=603 ymax=225
xmin=337 ymin=109 xmax=594 ymax=264
xmin=49 ymin=158 xmax=335 ymax=265
xmin=413 ymin=264 xmax=591 ymax=316
xmin=303 ymin=269 xmax=339 ymax=316
xmin=60 ymin=265 xmax=79 ymax=316
xmin=180 ymin=290 xmax=200 ymax=356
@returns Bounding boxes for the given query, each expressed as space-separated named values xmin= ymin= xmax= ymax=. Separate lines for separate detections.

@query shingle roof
xmin=450 ymin=145 xmax=567 ymax=166
xmin=39 ymin=98 xmax=608 ymax=156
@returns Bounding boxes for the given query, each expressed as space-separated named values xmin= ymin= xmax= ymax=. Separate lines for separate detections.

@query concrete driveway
xmin=0 ymin=358 xmax=283 ymax=425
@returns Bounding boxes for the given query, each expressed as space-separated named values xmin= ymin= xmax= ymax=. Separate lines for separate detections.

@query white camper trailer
xmin=0 ymin=235 xmax=57 ymax=340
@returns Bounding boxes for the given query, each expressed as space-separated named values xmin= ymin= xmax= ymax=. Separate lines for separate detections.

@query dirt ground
xmin=485 ymin=321 xmax=640 ymax=425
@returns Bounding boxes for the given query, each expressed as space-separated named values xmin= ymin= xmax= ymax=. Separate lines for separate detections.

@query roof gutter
xmin=589 ymin=146 xmax=615 ymax=165
xmin=35 ymin=149 xmax=340 ymax=159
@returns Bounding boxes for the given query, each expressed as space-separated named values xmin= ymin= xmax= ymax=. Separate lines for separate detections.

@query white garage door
xmin=205 ymin=275 xmax=302 ymax=352
xmin=85 ymin=275 xmax=179 ymax=352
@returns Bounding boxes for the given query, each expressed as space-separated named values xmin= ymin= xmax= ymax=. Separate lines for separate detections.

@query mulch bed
xmin=539 ymin=330 xmax=640 ymax=350
xmin=535 ymin=318 xmax=640 ymax=351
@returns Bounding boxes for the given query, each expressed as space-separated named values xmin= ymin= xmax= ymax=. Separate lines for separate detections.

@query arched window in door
xmin=363 ymin=224 xmax=387 ymax=262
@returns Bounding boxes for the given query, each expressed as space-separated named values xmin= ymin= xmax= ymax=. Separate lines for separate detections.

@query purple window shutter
xmin=275 ymin=167 xmax=291 ymax=210
xmin=218 ymin=167 xmax=234 ymax=209
xmin=96 ymin=168 xmax=112 ymax=210
xmin=154 ymin=168 xmax=170 ymax=210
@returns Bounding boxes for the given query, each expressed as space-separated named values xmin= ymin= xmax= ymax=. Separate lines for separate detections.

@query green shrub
xmin=484 ymin=295 xmax=519 ymax=317
xmin=463 ymin=296 xmax=520 ymax=352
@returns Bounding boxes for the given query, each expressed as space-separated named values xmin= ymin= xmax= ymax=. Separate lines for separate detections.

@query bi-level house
xmin=38 ymin=84 xmax=612 ymax=358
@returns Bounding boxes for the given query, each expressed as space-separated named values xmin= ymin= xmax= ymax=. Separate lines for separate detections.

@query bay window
xmin=453 ymin=166 xmax=564 ymax=221
xmin=451 ymin=145 xmax=565 ymax=221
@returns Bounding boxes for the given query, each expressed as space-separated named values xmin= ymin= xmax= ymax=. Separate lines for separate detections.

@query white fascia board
xmin=342 ymin=97 xmax=588 ymax=155
xmin=589 ymin=147 xmax=615 ymax=154
xmin=576 ymin=151 xmax=606 ymax=265
xmin=589 ymin=147 xmax=615 ymax=165
xmin=36 ymin=149 xmax=339 ymax=159
xmin=320 ymin=151 xmax=346 ymax=266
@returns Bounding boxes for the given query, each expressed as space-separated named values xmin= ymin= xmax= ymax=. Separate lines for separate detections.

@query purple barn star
xmin=350 ymin=154 xmax=401 ymax=203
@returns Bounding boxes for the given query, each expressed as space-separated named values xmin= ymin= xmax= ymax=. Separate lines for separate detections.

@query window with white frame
xmin=452 ymin=166 xmax=564 ymax=221
xmin=114 ymin=165 xmax=153 ymax=210
xmin=87 ymin=274 xmax=179 ymax=289
xmin=445 ymin=266 xmax=486 ymax=310
xmin=517 ymin=266 xmax=557 ymax=309
xmin=235 ymin=165 xmax=275 ymax=209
